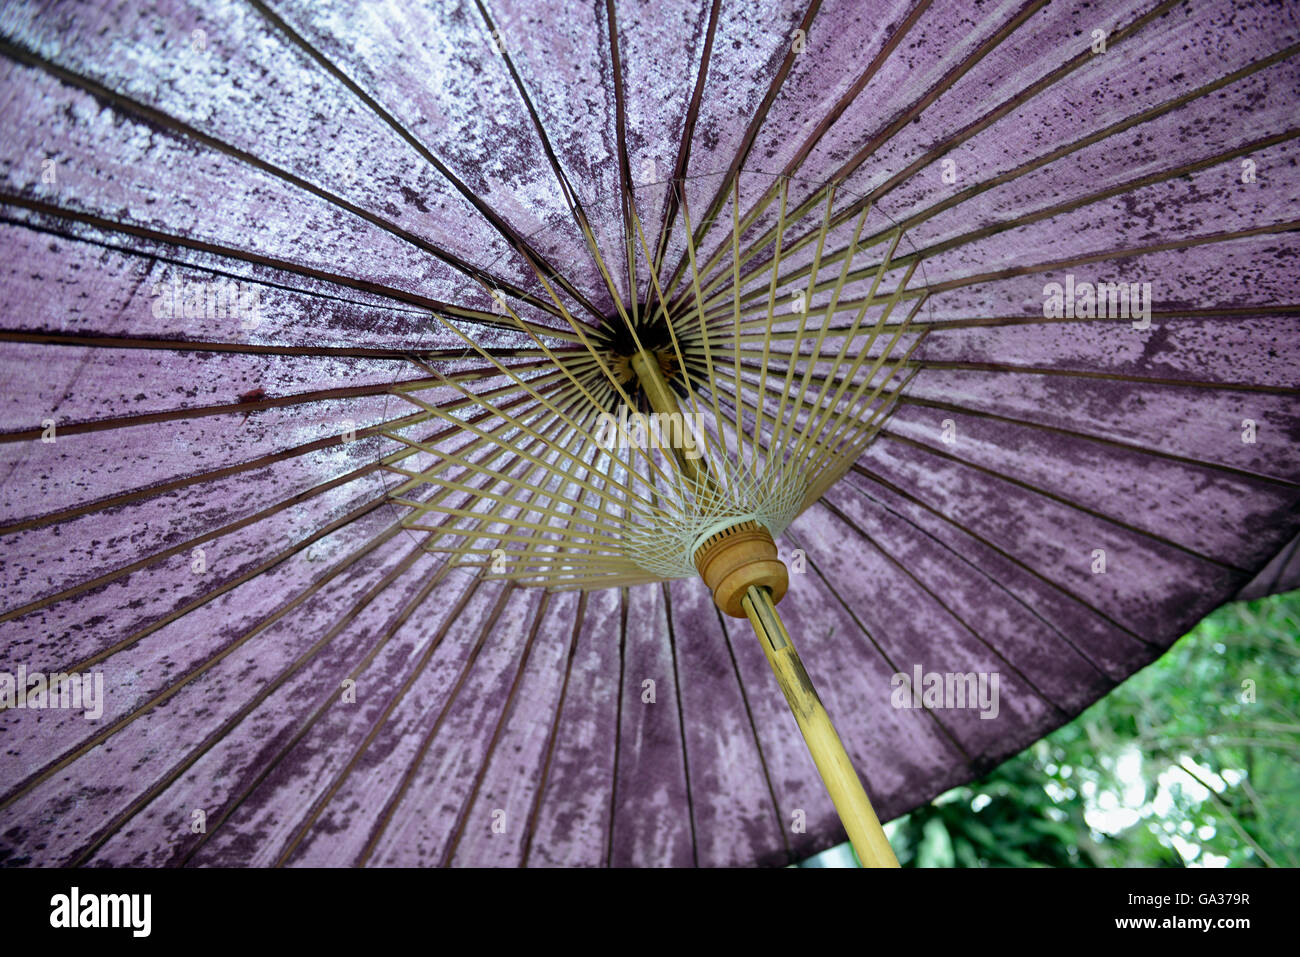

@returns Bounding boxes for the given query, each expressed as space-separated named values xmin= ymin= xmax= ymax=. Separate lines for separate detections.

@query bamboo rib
xmin=381 ymin=376 xmax=586 ymax=502
xmin=788 ymin=229 xmax=902 ymax=462
xmin=782 ymin=202 xmax=873 ymax=462
xmin=392 ymin=384 xmax=591 ymax=515
xmin=402 ymin=395 xmax=651 ymax=585
xmin=753 ymin=176 xmax=790 ymax=472
xmin=393 ymin=350 xmax=660 ymax=510
xmin=437 ymin=402 xmax=624 ymax=563
xmin=687 ymin=209 xmax=886 ymax=320
xmin=770 ymin=186 xmax=836 ymax=465
xmin=712 ymin=322 xmax=927 ymax=491
xmin=420 ymin=286 xmax=679 ymax=495
xmin=426 ymin=409 xmax=607 ymax=583
xmin=390 ymin=170 xmax=923 ymax=598
xmin=680 ymin=199 xmax=912 ymax=329
xmin=394 ymin=362 xmax=683 ymax=587
xmin=794 ymin=265 xmax=922 ymax=468
xmin=687 ymin=199 xmax=896 ymax=314
xmin=678 ymin=186 xmax=732 ymax=481
xmin=390 ymin=393 xmax=654 ymax=516
xmin=385 ymin=424 xmax=634 ymax=536
xmin=730 ymin=178 xmax=746 ymax=473
xmin=690 ymin=286 xmax=921 ymax=331
xmin=392 ymin=389 xmax=585 ymax=523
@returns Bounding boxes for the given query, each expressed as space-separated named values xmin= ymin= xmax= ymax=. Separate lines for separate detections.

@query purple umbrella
xmin=0 ymin=0 xmax=1297 ymax=868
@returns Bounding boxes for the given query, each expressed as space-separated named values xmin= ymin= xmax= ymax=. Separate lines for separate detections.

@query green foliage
xmin=842 ymin=592 xmax=1299 ymax=868
xmin=888 ymin=753 xmax=1106 ymax=867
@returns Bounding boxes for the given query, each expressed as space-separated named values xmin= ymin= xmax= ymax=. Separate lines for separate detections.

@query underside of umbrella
xmin=0 ymin=0 xmax=1297 ymax=867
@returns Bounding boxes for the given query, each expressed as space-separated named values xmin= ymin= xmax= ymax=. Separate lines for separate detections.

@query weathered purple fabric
xmin=0 ymin=0 xmax=1297 ymax=867
xmin=1237 ymin=532 xmax=1300 ymax=599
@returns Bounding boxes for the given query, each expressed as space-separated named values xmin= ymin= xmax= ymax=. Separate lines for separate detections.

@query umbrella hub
xmin=608 ymin=347 xmax=680 ymax=391
xmin=597 ymin=307 xmax=682 ymax=391
xmin=618 ymin=458 xmax=804 ymax=583
xmin=693 ymin=519 xmax=788 ymax=618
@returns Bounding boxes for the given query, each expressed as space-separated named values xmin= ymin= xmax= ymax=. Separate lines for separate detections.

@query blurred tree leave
xmin=839 ymin=592 xmax=1300 ymax=868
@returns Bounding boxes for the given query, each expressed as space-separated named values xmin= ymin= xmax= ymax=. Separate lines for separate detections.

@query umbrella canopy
xmin=0 ymin=0 xmax=1297 ymax=867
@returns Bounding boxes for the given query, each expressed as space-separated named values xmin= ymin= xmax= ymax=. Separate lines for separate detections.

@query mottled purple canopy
xmin=0 ymin=0 xmax=1297 ymax=867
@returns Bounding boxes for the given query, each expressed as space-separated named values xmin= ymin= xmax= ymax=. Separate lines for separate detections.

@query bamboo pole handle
xmin=742 ymin=585 xmax=899 ymax=868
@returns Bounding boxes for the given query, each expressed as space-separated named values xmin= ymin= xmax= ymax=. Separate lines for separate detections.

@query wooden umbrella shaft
xmin=741 ymin=584 xmax=899 ymax=867
xmin=630 ymin=348 xmax=899 ymax=867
